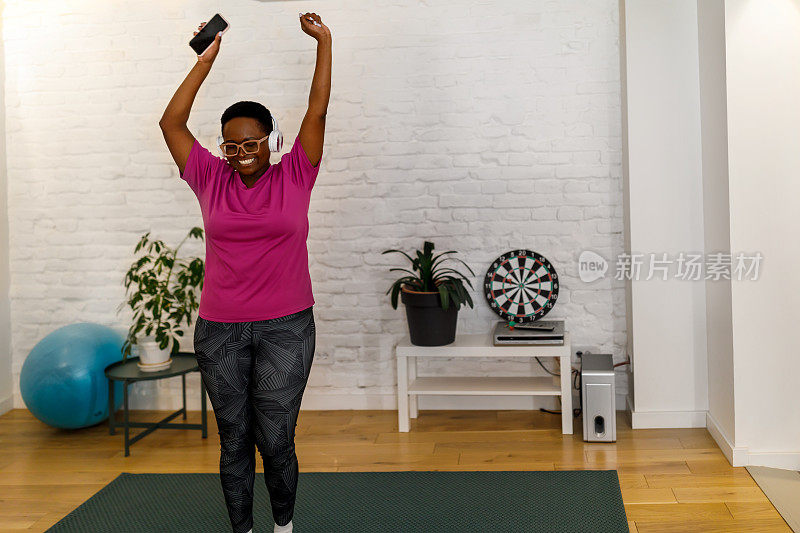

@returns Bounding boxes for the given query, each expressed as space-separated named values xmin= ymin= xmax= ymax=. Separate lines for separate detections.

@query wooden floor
xmin=0 ymin=408 xmax=791 ymax=532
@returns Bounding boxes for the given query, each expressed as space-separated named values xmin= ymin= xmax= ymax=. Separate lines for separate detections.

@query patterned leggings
xmin=193 ymin=305 xmax=315 ymax=533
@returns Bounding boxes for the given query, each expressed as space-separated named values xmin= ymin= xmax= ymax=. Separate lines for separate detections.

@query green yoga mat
xmin=48 ymin=470 xmax=628 ymax=532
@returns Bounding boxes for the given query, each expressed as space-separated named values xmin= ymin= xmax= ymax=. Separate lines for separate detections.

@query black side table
xmin=105 ymin=352 xmax=207 ymax=456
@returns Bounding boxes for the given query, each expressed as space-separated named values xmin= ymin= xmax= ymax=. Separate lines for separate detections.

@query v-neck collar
xmin=234 ymin=164 xmax=274 ymax=190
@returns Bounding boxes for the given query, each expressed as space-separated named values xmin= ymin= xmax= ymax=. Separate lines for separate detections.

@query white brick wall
xmin=4 ymin=0 xmax=625 ymax=413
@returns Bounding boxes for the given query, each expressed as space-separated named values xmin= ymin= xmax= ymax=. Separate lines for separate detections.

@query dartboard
xmin=484 ymin=250 xmax=559 ymax=323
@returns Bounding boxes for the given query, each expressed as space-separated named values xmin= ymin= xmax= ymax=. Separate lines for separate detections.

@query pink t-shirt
xmin=180 ymin=135 xmax=320 ymax=322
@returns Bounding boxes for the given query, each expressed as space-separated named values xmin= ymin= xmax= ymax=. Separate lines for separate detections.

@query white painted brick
xmin=584 ymin=205 xmax=615 ymax=219
xmin=531 ymin=207 xmax=558 ymax=220
xmin=439 ymin=195 xmax=487 ymax=208
xmin=6 ymin=0 xmax=626 ymax=411
xmin=565 ymin=180 xmax=591 ymax=194
xmin=492 ymin=193 xmax=550 ymax=209
xmin=562 ymin=192 xmax=604 ymax=206
xmin=557 ymin=206 xmax=583 ymax=221
xmin=572 ymin=151 xmax=602 ymax=164
xmin=500 ymin=165 xmax=555 ymax=180
xmin=556 ymin=164 xmax=611 ymax=179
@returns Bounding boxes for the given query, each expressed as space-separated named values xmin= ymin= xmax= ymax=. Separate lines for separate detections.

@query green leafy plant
xmin=116 ymin=227 xmax=205 ymax=361
xmin=382 ymin=240 xmax=475 ymax=311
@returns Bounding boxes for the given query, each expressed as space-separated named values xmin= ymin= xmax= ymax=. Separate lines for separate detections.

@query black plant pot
xmin=400 ymin=286 xmax=458 ymax=346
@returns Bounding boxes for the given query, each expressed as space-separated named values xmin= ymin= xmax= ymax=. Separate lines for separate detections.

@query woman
xmin=158 ymin=12 xmax=331 ymax=533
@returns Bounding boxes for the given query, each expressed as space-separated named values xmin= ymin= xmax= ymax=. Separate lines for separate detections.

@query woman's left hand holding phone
xmin=195 ymin=22 xmax=223 ymax=64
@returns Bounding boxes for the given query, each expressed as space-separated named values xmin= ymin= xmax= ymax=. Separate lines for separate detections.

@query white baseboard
xmin=301 ymin=393 xmax=395 ymax=410
xmin=111 ymin=392 xmax=570 ymax=412
xmin=6 ymin=387 xmax=634 ymax=413
xmin=706 ymin=411 xmax=748 ymax=466
xmin=706 ymin=412 xmax=800 ymax=469
xmin=744 ymin=452 xmax=800 ymax=470
xmin=300 ymin=391 xmax=630 ymax=411
xmin=300 ymin=393 xmax=565 ymax=411
xmin=626 ymin=395 xmax=706 ymax=428
xmin=0 ymin=394 xmax=12 ymax=416
xmin=5 ymin=388 xmax=629 ymax=413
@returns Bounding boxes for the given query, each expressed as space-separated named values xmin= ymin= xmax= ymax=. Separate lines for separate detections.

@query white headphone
xmin=217 ymin=113 xmax=283 ymax=158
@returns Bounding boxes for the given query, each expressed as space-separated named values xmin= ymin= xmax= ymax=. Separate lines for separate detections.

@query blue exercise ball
xmin=20 ymin=323 xmax=125 ymax=429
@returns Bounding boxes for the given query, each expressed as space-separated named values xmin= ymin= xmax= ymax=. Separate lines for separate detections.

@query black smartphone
xmin=189 ymin=14 xmax=229 ymax=56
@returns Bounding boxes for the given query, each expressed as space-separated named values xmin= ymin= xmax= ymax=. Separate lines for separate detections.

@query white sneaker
xmin=274 ymin=519 xmax=293 ymax=533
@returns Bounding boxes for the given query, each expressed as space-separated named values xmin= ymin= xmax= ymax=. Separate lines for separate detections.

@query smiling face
xmin=221 ymin=116 xmax=271 ymax=179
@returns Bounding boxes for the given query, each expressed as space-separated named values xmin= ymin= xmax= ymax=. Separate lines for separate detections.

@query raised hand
xmin=194 ymin=21 xmax=222 ymax=64
xmin=299 ymin=12 xmax=331 ymax=41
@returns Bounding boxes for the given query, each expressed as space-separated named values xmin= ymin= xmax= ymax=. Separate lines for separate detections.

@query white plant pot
xmin=135 ymin=335 xmax=173 ymax=372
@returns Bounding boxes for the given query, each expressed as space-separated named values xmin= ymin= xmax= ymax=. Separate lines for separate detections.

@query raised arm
xmin=297 ymin=13 xmax=332 ymax=167
xmin=159 ymin=23 xmax=223 ymax=174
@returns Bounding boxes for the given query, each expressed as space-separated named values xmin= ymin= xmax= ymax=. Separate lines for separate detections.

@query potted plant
xmin=115 ymin=227 xmax=205 ymax=371
xmin=382 ymin=240 xmax=475 ymax=346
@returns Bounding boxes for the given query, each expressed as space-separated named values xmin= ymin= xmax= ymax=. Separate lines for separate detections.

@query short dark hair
xmin=220 ymin=101 xmax=273 ymax=136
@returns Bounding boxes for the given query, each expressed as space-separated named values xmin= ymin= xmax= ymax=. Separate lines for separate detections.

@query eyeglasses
xmin=218 ymin=135 xmax=269 ymax=157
